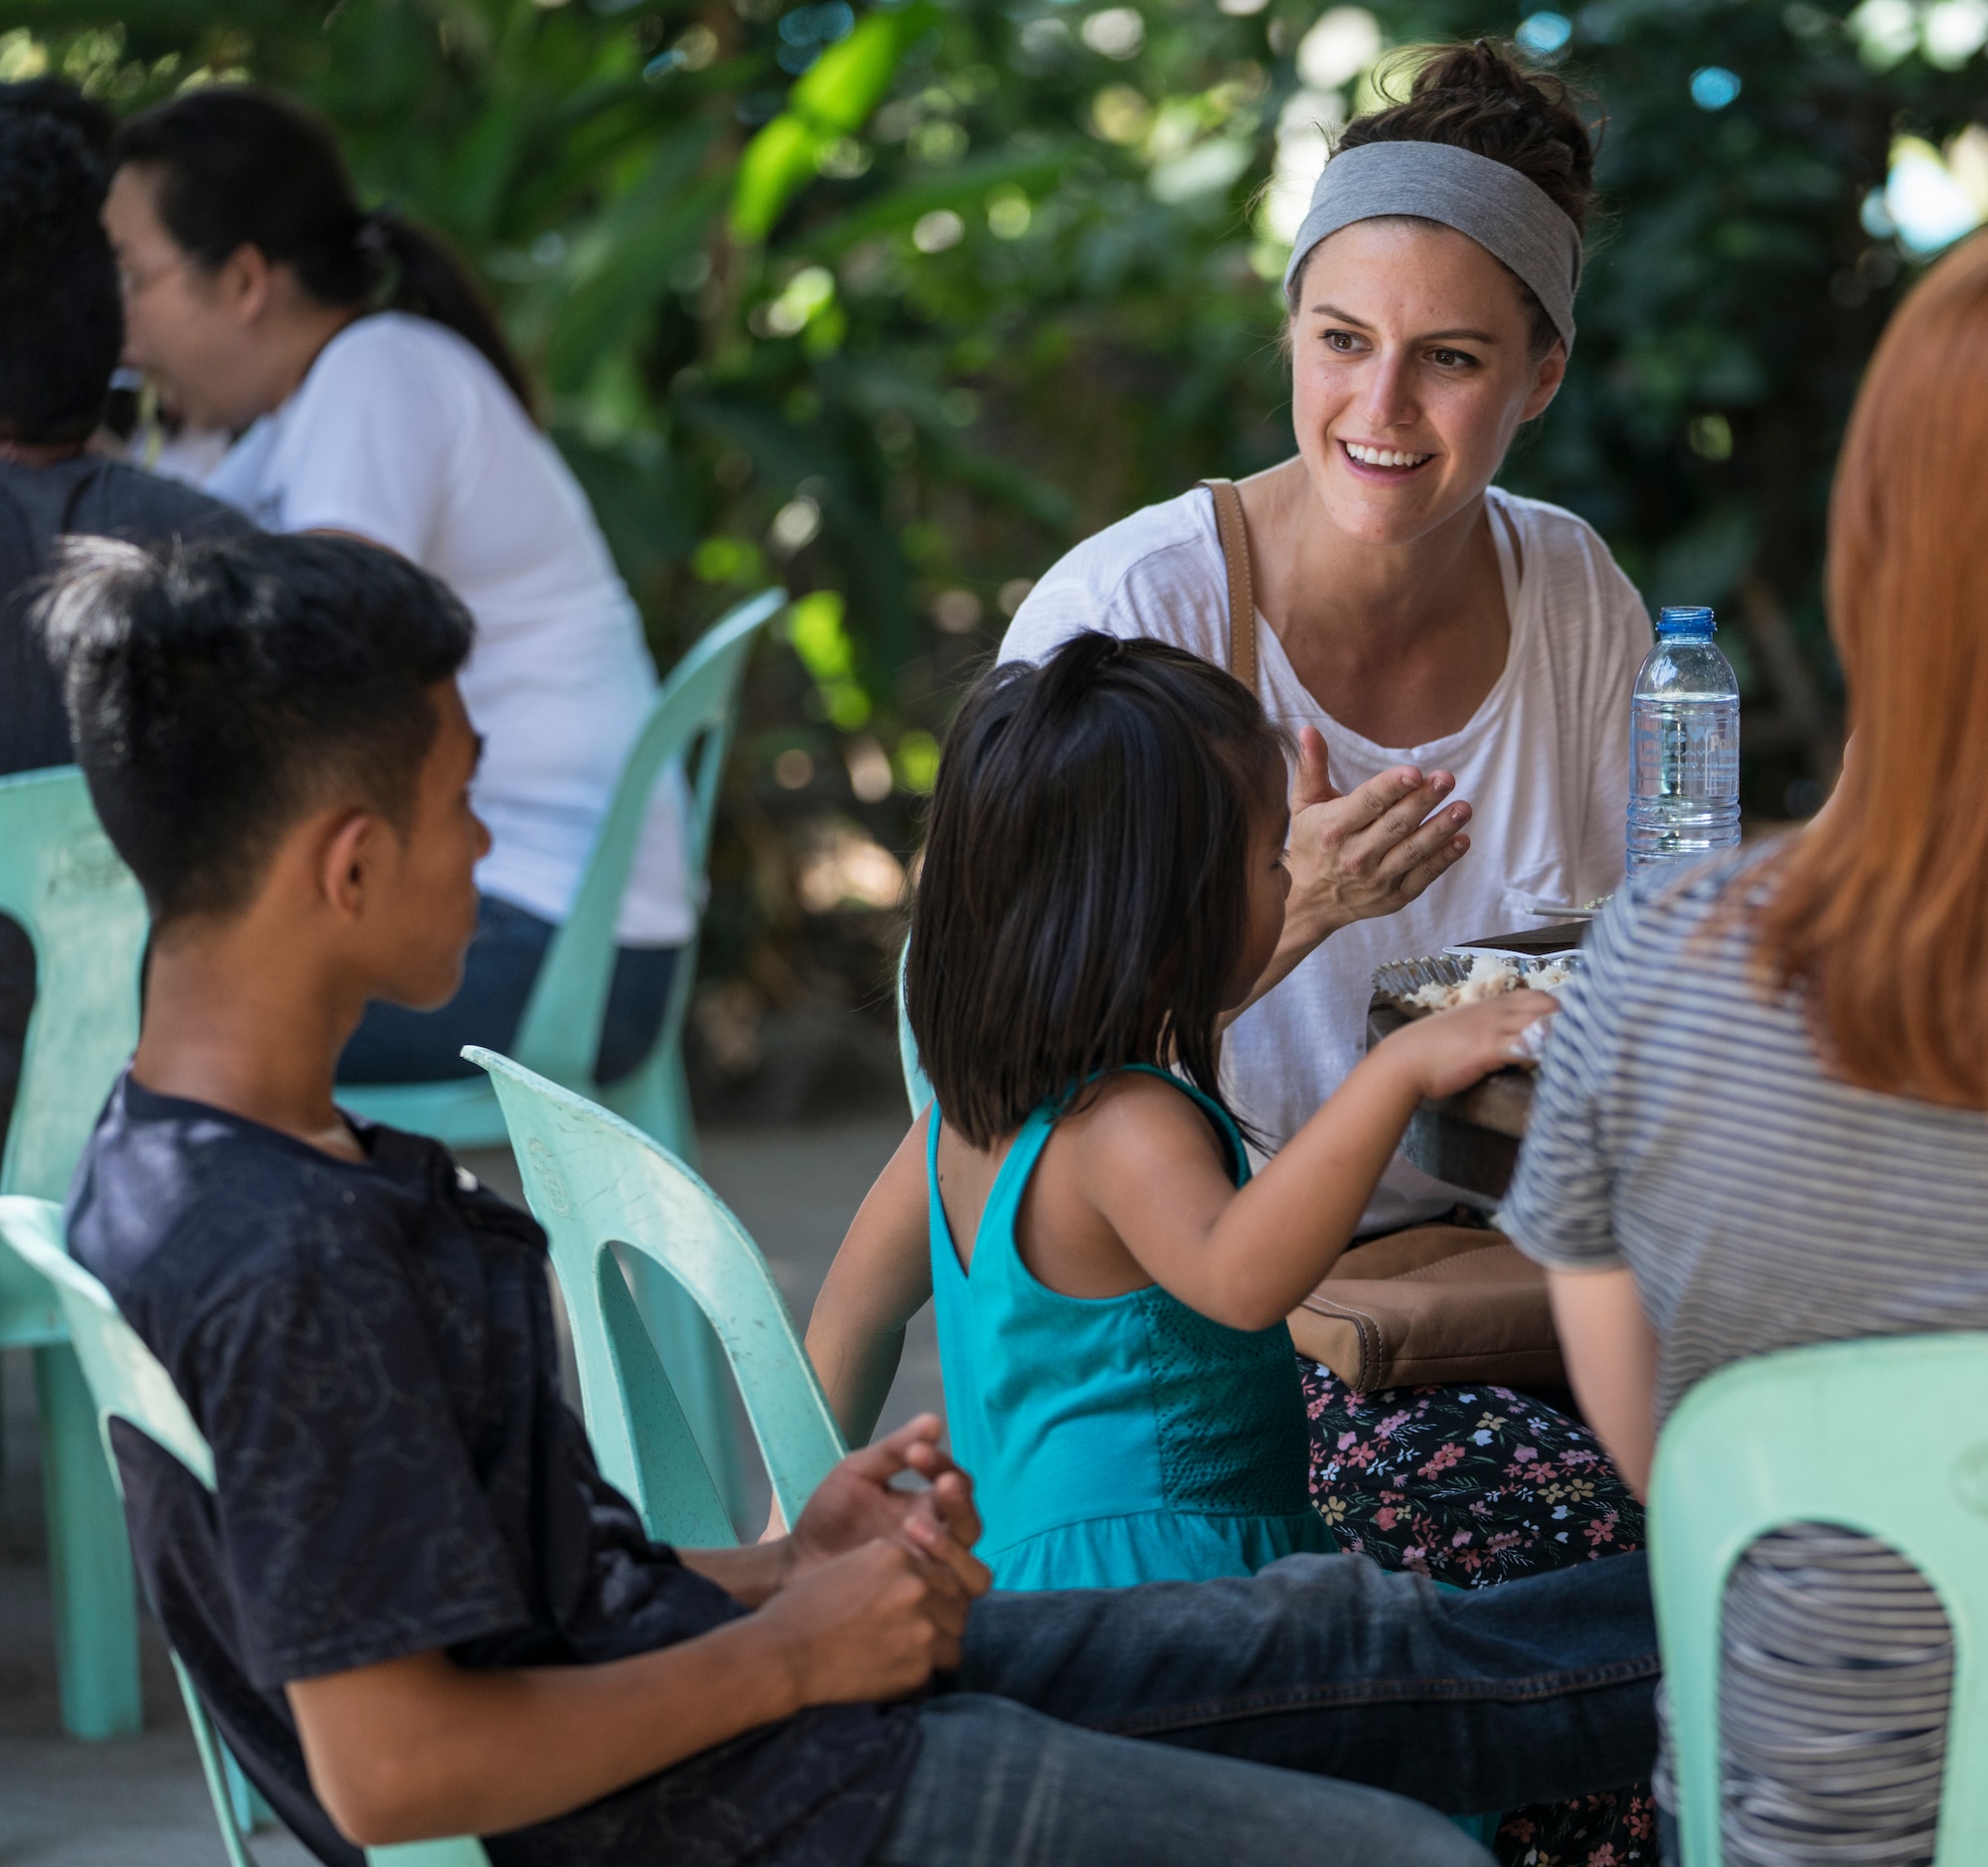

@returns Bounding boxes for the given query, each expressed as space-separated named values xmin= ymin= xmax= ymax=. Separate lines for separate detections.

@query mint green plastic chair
xmin=1649 ymin=1334 xmax=1988 ymax=1866
xmin=470 ymin=1048 xmax=846 ymax=1543
xmin=0 ymin=766 xmax=147 ymax=1739
xmin=344 ymin=588 xmax=783 ymax=1517
xmin=0 ymin=1195 xmax=490 ymax=1867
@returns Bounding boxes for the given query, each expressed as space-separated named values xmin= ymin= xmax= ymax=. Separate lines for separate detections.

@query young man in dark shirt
xmin=49 ymin=532 xmax=1658 ymax=1867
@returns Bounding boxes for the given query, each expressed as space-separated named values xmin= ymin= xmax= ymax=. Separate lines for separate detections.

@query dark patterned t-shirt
xmin=68 ymin=1074 xmax=919 ymax=1867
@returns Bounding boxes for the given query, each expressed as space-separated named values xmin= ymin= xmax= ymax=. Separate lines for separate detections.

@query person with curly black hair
xmin=0 ymin=98 xmax=245 ymax=773
xmin=0 ymin=97 xmax=245 ymax=1140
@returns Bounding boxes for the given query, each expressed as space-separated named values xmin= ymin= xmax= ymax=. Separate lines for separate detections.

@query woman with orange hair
xmin=1502 ymin=234 xmax=1988 ymax=1863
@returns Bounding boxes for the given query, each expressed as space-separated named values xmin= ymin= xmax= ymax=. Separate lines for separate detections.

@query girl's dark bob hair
xmin=906 ymin=632 xmax=1287 ymax=1149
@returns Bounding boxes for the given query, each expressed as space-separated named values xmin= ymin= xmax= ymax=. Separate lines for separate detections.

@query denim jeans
xmin=872 ymin=1549 xmax=1658 ymax=1867
xmin=336 ymin=895 xmax=678 ymax=1087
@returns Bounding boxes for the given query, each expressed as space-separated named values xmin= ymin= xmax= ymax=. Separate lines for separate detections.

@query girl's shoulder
xmin=1488 ymin=484 xmax=1612 ymax=556
xmin=1057 ymin=1068 xmax=1246 ymax=1184
xmin=999 ymin=487 xmax=1228 ymax=670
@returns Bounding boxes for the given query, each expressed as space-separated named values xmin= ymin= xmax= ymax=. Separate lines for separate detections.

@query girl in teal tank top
xmin=805 ymin=635 xmax=1556 ymax=1594
xmin=928 ymin=1065 xmax=1326 ymax=1589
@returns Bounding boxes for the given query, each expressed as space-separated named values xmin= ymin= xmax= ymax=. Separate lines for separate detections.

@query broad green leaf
xmin=730 ymin=3 xmax=934 ymax=242
xmin=538 ymin=116 xmax=726 ymax=391
xmin=787 ymin=5 xmax=930 ymax=137
xmin=732 ymin=115 xmax=822 ymax=245
xmin=796 ymin=147 xmax=1080 ymax=257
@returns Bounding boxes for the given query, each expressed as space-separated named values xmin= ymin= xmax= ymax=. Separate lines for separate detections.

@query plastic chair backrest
xmin=1648 ymin=1333 xmax=1988 ymax=1867
xmin=515 ymin=590 xmax=783 ymax=1116
xmin=0 ymin=768 xmax=146 ymax=1348
xmin=0 ymin=770 xmax=145 ymax=1201
xmin=0 ymin=1196 xmax=489 ymax=1867
xmin=895 ymin=943 xmax=931 ymax=1120
xmin=470 ymin=1048 xmax=846 ymax=1541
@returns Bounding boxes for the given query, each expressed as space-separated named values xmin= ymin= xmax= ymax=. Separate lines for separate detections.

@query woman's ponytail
xmin=114 ymin=88 xmax=536 ymax=420
xmin=359 ymin=206 xmax=535 ymax=417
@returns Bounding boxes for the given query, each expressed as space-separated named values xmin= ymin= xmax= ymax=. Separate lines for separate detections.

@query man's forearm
xmin=679 ymin=1538 xmax=793 ymax=1606
xmin=291 ymin=1619 xmax=801 ymax=1846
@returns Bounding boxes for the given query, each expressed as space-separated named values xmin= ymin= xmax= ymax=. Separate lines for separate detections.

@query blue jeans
xmin=874 ymin=1550 xmax=1658 ymax=1867
xmin=336 ymin=896 xmax=678 ymax=1087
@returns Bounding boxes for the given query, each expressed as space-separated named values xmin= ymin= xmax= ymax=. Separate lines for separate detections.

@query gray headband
xmin=1282 ymin=140 xmax=1582 ymax=354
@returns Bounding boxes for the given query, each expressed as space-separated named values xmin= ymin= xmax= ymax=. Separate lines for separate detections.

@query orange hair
xmin=1753 ymin=233 xmax=1988 ymax=1105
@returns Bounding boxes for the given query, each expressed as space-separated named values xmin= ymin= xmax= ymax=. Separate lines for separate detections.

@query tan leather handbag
xmin=1197 ymin=478 xmax=1565 ymax=1395
xmin=1287 ymin=1224 xmax=1564 ymax=1393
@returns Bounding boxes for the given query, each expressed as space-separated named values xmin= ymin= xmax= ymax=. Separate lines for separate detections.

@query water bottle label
xmin=1627 ymin=693 xmax=1740 ymax=869
xmin=1631 ymin=701 xmax=1738 ymax=801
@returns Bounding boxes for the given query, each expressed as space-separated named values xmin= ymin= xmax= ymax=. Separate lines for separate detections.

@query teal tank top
xmin=928 ymin=1066 xmax=1332 ymax=1591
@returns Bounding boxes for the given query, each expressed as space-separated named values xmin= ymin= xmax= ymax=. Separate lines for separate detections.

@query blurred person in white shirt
xmin=105 ymin=85 xmax=692 ymax=1087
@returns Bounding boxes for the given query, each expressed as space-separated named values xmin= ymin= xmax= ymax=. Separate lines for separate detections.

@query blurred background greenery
xmin=7 ymin=0 xmax=1986 ymax=1110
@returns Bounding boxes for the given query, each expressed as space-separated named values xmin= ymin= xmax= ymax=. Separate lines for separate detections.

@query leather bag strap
xmin=1199 ymin=477 xmax=1257 ymax=695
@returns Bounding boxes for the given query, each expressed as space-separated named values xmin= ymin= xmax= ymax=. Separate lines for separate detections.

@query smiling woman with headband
xmin=1003 ymin=42 xmax=1641 ymax=1219
xmin=986 ymin=39 xmax=1657 ymax=1864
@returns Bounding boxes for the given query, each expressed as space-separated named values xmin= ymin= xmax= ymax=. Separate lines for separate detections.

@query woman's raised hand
xmin=1224 ymin=729 xmax=1476 ymax=1024
xmin=1285 ymin=727 xmax=1473 ymax=941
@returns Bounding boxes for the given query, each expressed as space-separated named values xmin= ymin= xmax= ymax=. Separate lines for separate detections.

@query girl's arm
xmin=804 ymin=1112 xmax=935 ymax=1448
xmin=1546 ymin=1267 xmax=1659 ymax=1499
xmin=1079 ymin=993 xmax=1556 ymax=1331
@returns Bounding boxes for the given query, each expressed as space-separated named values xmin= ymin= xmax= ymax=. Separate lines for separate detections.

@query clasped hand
xmin=761 ymin=1414 xmax=990 ymax=1706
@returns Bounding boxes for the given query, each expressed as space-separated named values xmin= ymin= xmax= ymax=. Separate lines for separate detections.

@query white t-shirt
xmin=206 ymin=312 xmax=692 ymax=944
xmin=1000 ymin=483 xmax=1649 ymax=1232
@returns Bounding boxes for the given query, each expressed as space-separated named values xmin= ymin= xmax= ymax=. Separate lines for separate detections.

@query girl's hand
xmin=1380 ymin=989 xmax=1558 ymax=1102
xmin=787 ymin=1415 xmax=989 ymax=1601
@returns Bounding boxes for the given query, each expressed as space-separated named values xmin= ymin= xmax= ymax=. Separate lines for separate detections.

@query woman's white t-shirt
xmin=999 ymin=483 xmax=1649 ymax=1233
xmin=206 ymin=312 xmax=692 ymax=945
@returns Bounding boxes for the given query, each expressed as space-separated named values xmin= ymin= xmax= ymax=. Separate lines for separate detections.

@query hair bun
xmin=1339 ymin=38 xmax=1597 ymax=237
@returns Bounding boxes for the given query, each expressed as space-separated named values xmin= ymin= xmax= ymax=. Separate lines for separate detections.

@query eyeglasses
xmin=116 ymin=255 xmax=190 ymax=301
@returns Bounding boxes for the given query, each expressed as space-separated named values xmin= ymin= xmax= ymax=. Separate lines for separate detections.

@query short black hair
xmin=36 ymin=533 xmax=474 ymax=925
xmin=0 ymin=108 xmax=121 ymax=444
xmin=0 ymin=79 xmax=116 ymax=160
xmin=906 ymin=633 xmax=1287 ymax=1149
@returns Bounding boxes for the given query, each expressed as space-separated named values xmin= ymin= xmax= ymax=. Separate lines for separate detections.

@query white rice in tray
xmin=1398 ymin=952 xmax=1576 ymax=1014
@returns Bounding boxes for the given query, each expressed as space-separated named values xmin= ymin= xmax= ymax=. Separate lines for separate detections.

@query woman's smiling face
xmin=1288 ymin=217 xmax=1566 ymax=548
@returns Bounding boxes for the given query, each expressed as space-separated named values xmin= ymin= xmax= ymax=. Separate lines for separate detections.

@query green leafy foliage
xmin=734 ymin=4 xmax=935 ymax=239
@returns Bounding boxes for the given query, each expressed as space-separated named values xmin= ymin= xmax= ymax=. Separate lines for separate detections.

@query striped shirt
xmin=1504 ymin=845 xmax=1983 ymax=1867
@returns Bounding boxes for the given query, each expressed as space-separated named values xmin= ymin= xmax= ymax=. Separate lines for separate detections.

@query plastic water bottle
xmin=1625 ymin=605 xmax=1740 ymax=874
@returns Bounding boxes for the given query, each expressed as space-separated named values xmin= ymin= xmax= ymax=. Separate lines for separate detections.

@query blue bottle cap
xmin=1656 ymin=605 xmax=1717 ymax=636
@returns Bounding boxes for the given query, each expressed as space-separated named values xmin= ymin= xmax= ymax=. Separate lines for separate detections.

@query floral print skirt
xmin=1299 ymin=1361 xmax=1657 ymax=1867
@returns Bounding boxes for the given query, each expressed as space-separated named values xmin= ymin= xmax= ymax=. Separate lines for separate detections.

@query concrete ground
xmin=0 ymin=1114 xmax=925 ymax=1867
